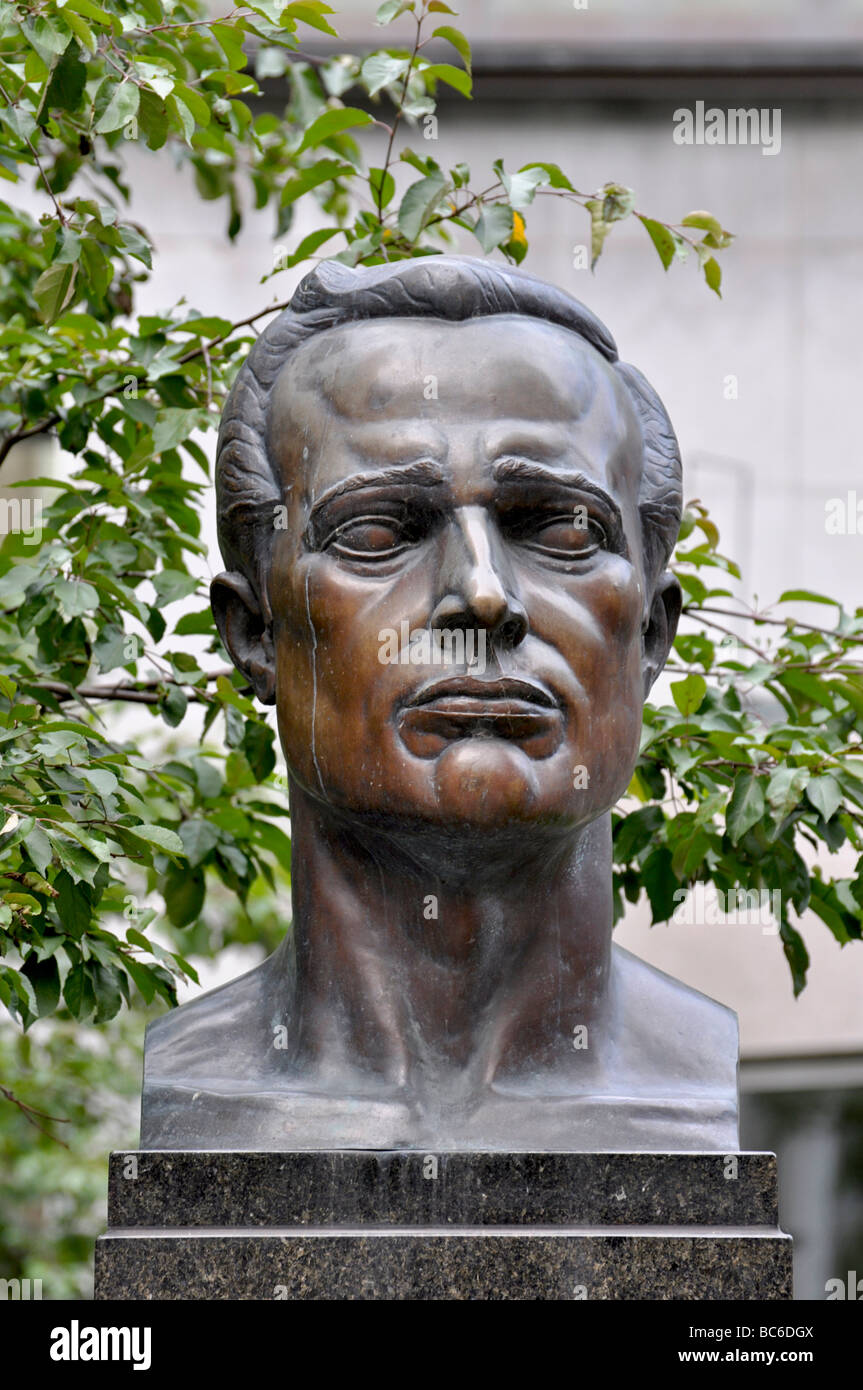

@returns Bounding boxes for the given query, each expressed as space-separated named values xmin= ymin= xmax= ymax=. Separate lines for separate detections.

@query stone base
xmin=94 ymin=1152 xmax=792 ymax=1301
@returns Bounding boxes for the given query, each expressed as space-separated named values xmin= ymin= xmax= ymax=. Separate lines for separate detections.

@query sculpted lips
xmin=399 ymin=675 xmax=564 ymax=758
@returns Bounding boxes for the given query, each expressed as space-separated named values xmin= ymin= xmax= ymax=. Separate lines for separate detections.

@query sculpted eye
xmin=523 ymin=512 xmax=607 ymax=558
xmin=329 ymin=516 xmax=406 ymax=558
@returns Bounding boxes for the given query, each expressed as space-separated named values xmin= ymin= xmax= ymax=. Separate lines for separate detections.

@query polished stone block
xmin=94 ymin=1151 xmax=792 ymax=1301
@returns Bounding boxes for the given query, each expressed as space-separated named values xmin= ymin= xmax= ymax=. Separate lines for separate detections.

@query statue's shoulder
xmin=144 ymin=948 xmax=282 ymax=1083
xmin=612 ymin=943 xmax=739 ymax=1088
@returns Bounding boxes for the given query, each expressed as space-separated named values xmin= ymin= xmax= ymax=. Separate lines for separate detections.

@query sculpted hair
xmin=215 ymin=256 xmax=683 ymax=602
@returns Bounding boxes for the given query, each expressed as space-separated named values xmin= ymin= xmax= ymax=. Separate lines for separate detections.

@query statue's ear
xmin=642 ymin=570 xmax=682 ymax=696
xmin=210 ymin=572 xmax=276 ymax=705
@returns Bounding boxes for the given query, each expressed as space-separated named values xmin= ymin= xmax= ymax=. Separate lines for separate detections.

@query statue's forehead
xmin=265 ymin=317 xmax=644 ymax=525
xmin=268 ymin=316 xmax=631 ymax=439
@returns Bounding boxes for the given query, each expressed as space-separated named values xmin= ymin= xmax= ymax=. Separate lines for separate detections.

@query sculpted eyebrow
xmin=307 ymin=459 xmax=448 ymax=520
xmin=304 ymin=459 xmax=448 ymax=548
xmin=493 ymin=458 xmax=629 ymax=554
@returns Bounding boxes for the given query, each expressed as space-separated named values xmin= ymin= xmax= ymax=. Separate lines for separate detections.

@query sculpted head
xmin=212 ymin=257 xmax=682 ymax=854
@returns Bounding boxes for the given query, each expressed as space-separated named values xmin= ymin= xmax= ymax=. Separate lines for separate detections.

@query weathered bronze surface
xmin=141 ymin=257 xmax=738 ymax=1151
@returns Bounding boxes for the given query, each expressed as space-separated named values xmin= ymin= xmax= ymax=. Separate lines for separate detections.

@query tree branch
xmin=0 ymin=299 xmax=291 ymax=471
xmin=685 ymin=603 xmax=863 ymax=642
xmin=32 ymin=669 xmax=239 ymax=707
xmin=0 ymin=1084 xmax=70 ymax=1147
xmin=0 ymin=79 xmax=67 ymax=227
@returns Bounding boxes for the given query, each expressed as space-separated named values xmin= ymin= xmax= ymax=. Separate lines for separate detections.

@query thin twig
xmin=0 ymin=78 xmax=67 ymax=226
xmin=686 ymin=603 xmax=863 ymax=642
xmin=32 ymin=669 xmax=237 ymax=706
xmin=0 ymin=299 xmax=291 ymax=469
xmin=375 ymin=5 xmax=425 ymax=227
xmin=0 ymin=1084 xmax=70 ymax=1147
xmin=688 ymin=612 xmax=767 ymax=660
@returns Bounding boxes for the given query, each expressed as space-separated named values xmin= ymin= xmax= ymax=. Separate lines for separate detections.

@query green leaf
xmin=94 ymin=81 xmax=140 ymax=135
xmin=164 ymin=864 xmax=205 ymax=928
xmin=726 ymin=771 xmax=765 ymax=843
xmin=160 ymin=684 xmax=187 ymax=728
xmin=125 ymin=823 xmax=185 ymax=856
xmin=778 ymin=589 xmax=839 ymax=606
xmin=90 ymin=961 xmax=125 ymax=1023
xmin=173 ymin=82 xmax=211 ymax=127
xmin=23 ymin=952 xmax=61 ymax=1017
xmin=153 ymin=407 xmax=194 ymax=452
xmin=808 ymin=882 xmax=851 ymax=947
xmin=217 ymin=674 xmax=255 ymax=714
xmin=243 ymin=720 xmax=276 ymax=780
xmin=280 ymin=159 xmax=355 ymax=206
xmin=54 ymin=869 xmax=92 ymax=936
xmin=25 ymin=15 xmax=72 ymax=60
xmin=431 ymin=26 xmax=472 ymax=71
xmin=780 ymin=920 xmax=810 ymax=996
xmin=361 ymin=53 xmax=409 ymax=97
xmin=397 ymin=170 xmax=447 ymax=241
xmin=806 ymin=775 xmax=842 ymax=824
xmin=43 ymin=40 xmax=86 ymax=113
xmin=118 ymin=223 xmax=153 ymax=269
xmin=54 ymin=838 xmax=101 ymax=886
xmin=613 ymin=804 xmax=664 ymax=863
xmin=376 ymin=0 xmax=413 ymax=21
xmin=63 ymin=10 xmax=96 ymax=51
xmin=642 ymin=847 xmax=678 ymax=923
xmin=63 ymin=962 xmax=95 ymax=1020
xmin=473 ymin=202 xmax=513 ymax=253
xmin=681 ymin=211 xmax=724 ymax=236
xmin=639 ymin=216 xmax=676 ymax=271
xmin=80 ymin=238 xmax=111 ymax=299
xmin=283 ymin=227 xmax=341 ymax=267
xmin=767 ymin=765 xmax=810 ymax=818
xmin=585 ymin=200 xmax=608 ymax=269
xmin=703 ymin=255 xmax=722 ymax=297
xmin=422 ymin=63 xmax=472 ymax=98
xmin=34 ymin=262 xmax=78 ymax=324
xmin=251 ymin=820 xmax=293 ymax=867
xmin=152 ymin=569 xmax=199 ymax=604
xmin=124 ymin=957 xmax=156 ymax=1005
xmin=598 ymin=182 xmax=635 ymax=223
xmin=670 ymin=673 xmax=707 ymax=716
xmin=225 ymin=704 xmax=245 ymax=749
xmin=82 ymin=768 xmax=119 ymax=797
xmin=286 ymin=2 xmax=340 ymax=36
xmin=297 ymin=107 xmax=373 ymax=152
xmin=175 ymin=610 xmax=217 ymax=637
xmin=55 ymin=578 xmax=99 ymax=618
xmin=167 ymin=93 xmax=194 ymax=143
xmin=518 ymin=161 xmax=575 ymax=192
xmin=179 ymin=818 xmax=220 ymax=867
xmin=779 ymin=669 xmax=835 ymax=710
xmin=23 ymin=825 xmax=54 ymax=876
xmin=492 ymin=160 xmax=549 ymax=210
xmin=65 ymin=0 xmax=115 ymax=25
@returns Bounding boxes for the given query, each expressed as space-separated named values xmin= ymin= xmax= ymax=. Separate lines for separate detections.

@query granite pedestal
xmin=95 ymin=1151 xmax=792 ymax=1300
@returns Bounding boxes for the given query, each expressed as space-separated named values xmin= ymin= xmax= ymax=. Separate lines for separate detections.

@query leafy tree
xmin=0 ymin=0 xmax=860 ymax=1292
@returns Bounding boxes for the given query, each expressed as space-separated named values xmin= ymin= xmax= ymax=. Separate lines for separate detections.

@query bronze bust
xmin=141 ymin=256 xmax=738 ymax=1152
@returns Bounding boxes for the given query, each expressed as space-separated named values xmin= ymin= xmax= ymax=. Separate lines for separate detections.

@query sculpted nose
xmin=430 ymin=507 xmax=528 ymax=648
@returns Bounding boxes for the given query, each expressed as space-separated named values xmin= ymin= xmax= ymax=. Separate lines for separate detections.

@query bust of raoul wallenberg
xmin=141 ymin=256 xmax=738 ymax=1152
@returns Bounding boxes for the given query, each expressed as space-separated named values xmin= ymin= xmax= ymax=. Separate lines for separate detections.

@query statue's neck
xmin=283 ymin=782 xmax=614 ymax=1093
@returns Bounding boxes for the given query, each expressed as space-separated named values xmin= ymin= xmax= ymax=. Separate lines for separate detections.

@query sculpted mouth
xmin=404 ymin=676 xmax=559 ymax=711
xmin=399 ymin=675 xmax=563 ymax=757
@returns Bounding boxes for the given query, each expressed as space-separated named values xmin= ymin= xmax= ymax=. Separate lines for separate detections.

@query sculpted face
xmin=246 ymin=316 xmax=675 ymax=839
